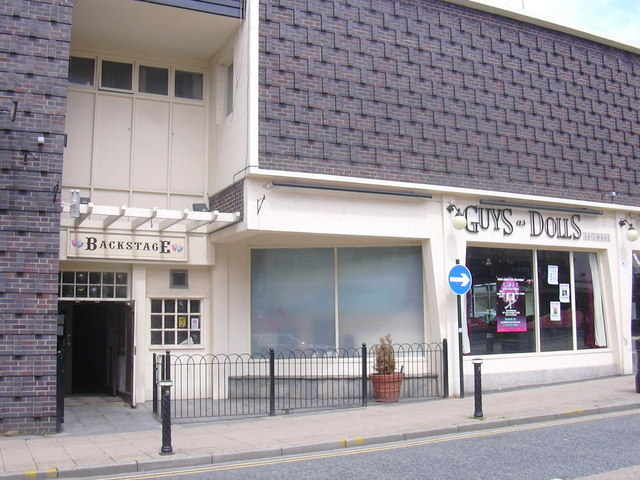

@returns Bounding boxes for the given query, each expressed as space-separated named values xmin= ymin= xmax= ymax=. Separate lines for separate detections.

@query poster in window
xmin=496 ymin=277 xmax=527 ymax=332
xmin=177 ymin=315 xmax=187 ymax=329
xmin=190 ymin=316 xmax=200 ymax=330
xmin=559 ymin=284 xmax=570 ymax=303
xmin=547 ymin=265 xmax=558 ymax=285
xmin=550 ymin=301 xmax=561 ymax=321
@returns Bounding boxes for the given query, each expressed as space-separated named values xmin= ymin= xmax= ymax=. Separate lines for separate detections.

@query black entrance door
xmin=59 ymin=301 xmax=134 ymax=405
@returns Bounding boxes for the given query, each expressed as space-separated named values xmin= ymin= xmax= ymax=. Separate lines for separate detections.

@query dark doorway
xmin=58 ymin=301 xmax=134 ymax=404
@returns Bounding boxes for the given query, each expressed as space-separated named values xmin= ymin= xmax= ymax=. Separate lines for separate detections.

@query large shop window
xmin=150 ymin=299 xmax=201 ymax=346
xmin=251 ymin=247 xmax=424 ymax=355
xmin=466 ymin=247 xmax=606 ymax=355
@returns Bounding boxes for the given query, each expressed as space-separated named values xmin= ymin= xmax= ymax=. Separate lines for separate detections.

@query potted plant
xmin=370 ymin=334 xmax=404 ymax=402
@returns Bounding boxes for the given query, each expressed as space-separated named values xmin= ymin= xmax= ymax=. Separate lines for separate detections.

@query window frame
xmin=465 ymin=246 xmax=608 ymax=356
xmin=150 ymin=298 xmax=203 ymax=348
xmin=67 ymin=54 xmax=207 ymax=103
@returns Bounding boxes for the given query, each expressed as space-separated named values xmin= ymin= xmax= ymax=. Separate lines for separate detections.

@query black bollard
xmin=159 ymin=379 xmax=173 ymax=455
xmin=635 ymin=339 xmax=640 ymax=393
xmin=472 ymin=358 xmax=484 ymax=418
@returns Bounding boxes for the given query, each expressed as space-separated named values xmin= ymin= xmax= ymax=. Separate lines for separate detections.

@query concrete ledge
xmin=508 ymin=414 xmax=558 ymax=426
xmin=0 ymin=468 xmax=58 ymax=480
xmin=137 ymin=454 xmax=213 ymax=472
xmin=282 ymin=441 xmax=343 ymax=456
xmin=210 ymin=447 xmax=284 ymax=465
xmin=458 ymin=419 xmax=509 ymax=432
xmin=404 ymin=426 xmax=459 ymax=440
xmin=58 ymin=462 xmax=137 ymax=479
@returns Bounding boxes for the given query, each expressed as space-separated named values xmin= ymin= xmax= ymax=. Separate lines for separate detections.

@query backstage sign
xmin=462 ymin=205 xmax=584 ymax=240
xmin=67 ymin=232 xmax=186 ymax=261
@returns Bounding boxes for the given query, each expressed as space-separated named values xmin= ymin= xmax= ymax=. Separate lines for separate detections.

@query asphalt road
xmin=84 ymin=410 xmax=640 ymax=480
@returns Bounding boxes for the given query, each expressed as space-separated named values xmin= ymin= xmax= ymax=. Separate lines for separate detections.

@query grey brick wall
xmin=0 ymin=0 xmax=72 ymax=434
xmin=259 ymin=0 xmax=640 ymax=206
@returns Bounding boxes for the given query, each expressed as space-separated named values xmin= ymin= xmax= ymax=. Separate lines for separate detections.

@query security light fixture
xmin=1 ymin=99 xmax=18 ymax=122
xmin=447 ymin=203 xmax=467 ymax=230
xmin=192 ymin=203 xmax=208 ymax=212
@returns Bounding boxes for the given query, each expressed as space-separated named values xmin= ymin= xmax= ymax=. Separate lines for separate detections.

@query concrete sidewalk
xmin=1 ymin=375 xmax=640 ymax=479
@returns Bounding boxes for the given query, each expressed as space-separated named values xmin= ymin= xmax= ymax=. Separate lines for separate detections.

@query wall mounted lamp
xmin=446 ymin=203 xmax=467 ymax=230
xmin=619 ymin=219 xmax=638 ymax=242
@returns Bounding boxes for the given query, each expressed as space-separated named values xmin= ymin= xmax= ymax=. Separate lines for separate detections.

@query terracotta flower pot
xmin=370 ymin=372 xmax=405 ymax=402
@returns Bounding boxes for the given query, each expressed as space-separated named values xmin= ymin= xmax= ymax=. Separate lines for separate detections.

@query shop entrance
xmin=58 ymin=301 xmax=135 ymax=406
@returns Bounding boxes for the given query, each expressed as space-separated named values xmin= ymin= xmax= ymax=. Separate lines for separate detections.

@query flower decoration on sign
xmin=71 ymin=239 xmax=84 ymax=248
xmin=171 ymin=243 xmax=184 ymax=253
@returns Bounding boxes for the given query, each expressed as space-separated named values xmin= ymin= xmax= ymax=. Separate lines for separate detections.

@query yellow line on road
xmin=94 ymin=409 xmax=640 ymax=480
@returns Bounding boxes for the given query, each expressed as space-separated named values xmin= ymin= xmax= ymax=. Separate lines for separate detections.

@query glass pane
xmin=574 ymin=252 xmax=607 ymax=349
xmin=151 ymin=331 xmax=162 ymax=345
xmin=466 ymin=247 xmax=535 ymax=355
xmin=89 ymin=272 xmax=101 ymax=284
xmin=164 ymin=315 xmax=175 ymax=329
xmin=89 ymin=285 xmax=101 ymax=298
xmin=62 ymin=285 xmax=74 ymax=297
xmin=76 ymin=272 xmax=88 ymax=284
xmin=101 ymin=60 xmax=132 ymax=90
xmin=139 ymin=65 xmax=168 ymax=95
xmin=62 ymin=271 xmax=74 ymax=283
xmin=164 ymin=299 xmax=175 ymax=313
xmin=103 ymin=286 xmax=114 ymax=297
xmin=175 ymin=70 xmax=203 ymax=100
xmin=75 ymin=285 xmax=87 ymax=297
xmin=338 ymin=247 xmax=423 ymax=348
xmin=538 ymin=250 xmax=573 ymax=352
xmin=164 ymin=331 xmax=175 ymax=345
xmin=115 ymin=286 xmax=127 ymax=298
xmin=251 ymin=248 xmax=335 ymax=355
xmin=151 ymin=315 xmax=162 ymax=329
xmin=116 ymin=272 xmax=128 ymax=285
xmin=103 ymin=272 xmax=114 ymax=284
xmin=191 ymin=331 xmax=201 ymax=344
xmin=177 ymin=331 xmax=189 ymax=344
xmin=69 ymin=57 xmax=95 ymax=86
xmin=177 ymin=300 xmax=188 ymax=313
xmin=151 ymin=299 xmax=162 ymax=313
xmin=190 ymin=300 xmax=200 ymax=313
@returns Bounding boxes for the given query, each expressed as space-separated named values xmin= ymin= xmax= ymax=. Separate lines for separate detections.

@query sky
xmin=467 ymin=0 xmax=640 ymax=48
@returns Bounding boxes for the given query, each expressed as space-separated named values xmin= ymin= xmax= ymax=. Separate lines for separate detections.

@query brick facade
xmin=210 ymin=181 xmax=245 ymax=222
xmin=259 ymin=0 xmax=640 ymax=206
xmin=0 ymin=0 xmax=72 ymax=434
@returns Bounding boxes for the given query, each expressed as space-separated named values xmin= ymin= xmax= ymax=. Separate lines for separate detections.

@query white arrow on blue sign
xmin=448 ymin=264 xmax=472 ymax=295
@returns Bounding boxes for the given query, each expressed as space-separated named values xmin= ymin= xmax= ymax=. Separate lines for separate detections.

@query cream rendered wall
xmin=207 ymin=0 xmax=255 ymax=195
xmin=63 ymin=51 xmax=210 ymax=210
xmin=216 ymin=176 xmax=629 ymax=394
xmin=139 ymin=265 xmax=212 ymax=402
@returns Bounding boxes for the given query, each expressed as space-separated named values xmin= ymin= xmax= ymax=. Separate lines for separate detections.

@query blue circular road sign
xmin=448 ymin=264 xmax=472 ymax=295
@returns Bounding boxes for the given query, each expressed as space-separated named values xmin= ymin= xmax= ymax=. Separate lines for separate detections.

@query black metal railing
xmin=153 ymin=340 xmax=448 ymax=421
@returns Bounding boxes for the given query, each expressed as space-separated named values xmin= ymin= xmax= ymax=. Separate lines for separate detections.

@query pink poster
xmin=496 ymin=277 xmax=527 ymax=332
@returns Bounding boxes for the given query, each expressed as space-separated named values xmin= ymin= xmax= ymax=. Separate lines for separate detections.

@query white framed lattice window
xmin=58 ymin=271 xmax=129 ymax=299
xmin=150 ymin=299 xmax=202 ymax=346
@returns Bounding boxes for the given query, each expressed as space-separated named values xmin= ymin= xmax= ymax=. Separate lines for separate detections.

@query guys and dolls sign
xmin=496 ymin=277 xmax=527 ymax=332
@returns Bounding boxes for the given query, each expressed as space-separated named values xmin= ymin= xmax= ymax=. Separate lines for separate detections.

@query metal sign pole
xmin=456 ymin=260 xmax=464 ymax=398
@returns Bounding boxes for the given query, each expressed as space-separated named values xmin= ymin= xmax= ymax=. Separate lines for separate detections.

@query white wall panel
xmin=171 ymin=104 xmax=206 ymax=194
xmin=94 ymin=95 xmax=133 ymax=189
xmin=133 ymin=99 xmax=170 ymax=191
xmin=63 ymin=91 xmax=95 ymax=186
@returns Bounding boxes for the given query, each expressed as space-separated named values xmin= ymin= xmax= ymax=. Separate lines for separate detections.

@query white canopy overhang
xmin=60 ymin=203 xmax=240 ymax=234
